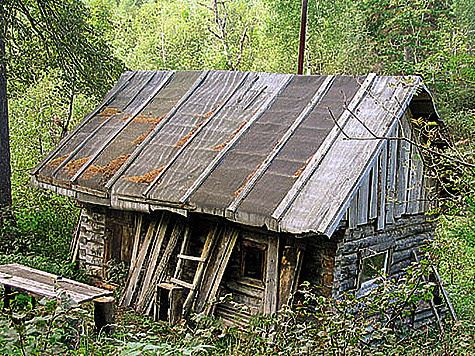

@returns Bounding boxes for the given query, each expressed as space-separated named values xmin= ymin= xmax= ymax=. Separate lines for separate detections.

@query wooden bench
xmin=0 ymin=263 xmax=115 ymax=332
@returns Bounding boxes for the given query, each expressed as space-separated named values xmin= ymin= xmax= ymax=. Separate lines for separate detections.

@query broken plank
xmin=128 ymin=214 xmax=143 ymax=275
xmin=136 ymin=213 xmax=171 ymax=308
xmin=137 ymin=221 xmax=186 ymax=313
xmin=195 ymin=227 xmax=238 ymax=314
xmin=377 ymin=141 xmax=388 ymax=230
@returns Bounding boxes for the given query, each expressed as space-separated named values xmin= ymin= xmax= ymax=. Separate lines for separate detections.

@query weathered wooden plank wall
xmin=341 ymin=111 xmax=428 ymax=232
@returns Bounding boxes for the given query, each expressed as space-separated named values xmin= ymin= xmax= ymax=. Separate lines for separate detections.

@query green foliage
xmin=1 ymin=261 xmax=473 ymax=355
xmin=4 ymin=0 xmax=124 ymax=97
xmin=98 ymin=0 xmax=272 ymax=72
xmin=433 ymin=212 xmax=475 ymax=319
xmin=0 ymin=294 xmax=93 ymax=355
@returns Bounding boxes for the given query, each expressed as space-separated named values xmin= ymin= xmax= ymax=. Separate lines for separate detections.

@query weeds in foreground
xmin=0 ymin=259 xmax=473 ymax=355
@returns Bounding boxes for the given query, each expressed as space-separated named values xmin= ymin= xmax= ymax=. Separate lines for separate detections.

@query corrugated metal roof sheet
xmin=32 ymin=70 xmax=438 ymax=237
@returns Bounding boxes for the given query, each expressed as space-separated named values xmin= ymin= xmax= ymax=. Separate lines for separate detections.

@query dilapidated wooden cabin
xmin=32 ymin=70 xmax=441 ymax=326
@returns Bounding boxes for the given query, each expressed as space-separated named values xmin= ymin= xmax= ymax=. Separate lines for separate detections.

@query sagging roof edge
xmin=410 ymin=83 xmax=441 ymax=122
xmin=31 ymin=174 xmax=329 ymax=237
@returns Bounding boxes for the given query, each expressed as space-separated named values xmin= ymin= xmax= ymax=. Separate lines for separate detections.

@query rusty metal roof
xmin=32 ymin=70 xmax=438 ymax=236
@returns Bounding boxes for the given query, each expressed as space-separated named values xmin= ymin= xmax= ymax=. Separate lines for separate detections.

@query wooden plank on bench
xmin=0 ymin=263 xmax=112 ymax=304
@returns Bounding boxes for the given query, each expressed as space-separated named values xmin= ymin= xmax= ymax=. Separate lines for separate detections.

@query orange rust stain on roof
xmin=292 ymin=156 xmax=312 ymax=178
xmin=82 ymin=154 xmax=131 ymax=180
xmin=125 ymin=166 xmax=165 ymax=184
xmin=175 ymin=120 xmax=206 ymax=148
xmin=213 ymin=120 xmax=247 ymax=151
xmin=133 ymin=115 xmax=164 ymax=124
xmin=174 ymin=111 xmax=215 ymax=148
xmin=132 ymin=128 xmax=154 ymax=146
xmin=201 ymin=111 xmax=214 ymax=119
xmin=64 ymin=157 xmax=91 ymax=177
xmin=98 ymin=107 xmax=121 ymax=118
xmin=48 ymin=154 xmax=70 ymax=168
xmin=234 ymin=166 xmax=259 ymax=197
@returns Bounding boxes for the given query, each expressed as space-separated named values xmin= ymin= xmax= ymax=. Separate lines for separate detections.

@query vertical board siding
xmin=407 ymin=143 xmax=424 ymax=214
xmin=263 ymin=235 xmax=280 ymax=314
xmin=357 ymin=171 xmax=370 ymax=226
xmin=377 ymin=141 xmax=388 ymax=230
xmin=348 ymin=192 xmax=359 ymax=229
xmin=341 ymin=110 xmax=428 ymax=233
xmin=395 ymin=114 xmax=412 ymax=218
xmin=385 ymin=126 xmax=398 ymax=225
xmin=369 ymin=164 xmax=379 ymax=220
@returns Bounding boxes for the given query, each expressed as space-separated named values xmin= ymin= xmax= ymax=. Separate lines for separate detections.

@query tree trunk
xmin=0 ymin=3 xmax=12 ymax=217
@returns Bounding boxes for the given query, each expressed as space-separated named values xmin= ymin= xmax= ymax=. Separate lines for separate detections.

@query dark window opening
xmin=359 ymin=251 xmax=389 ymax=289
xmin=240 ymin=241 xmax=266 ymax=282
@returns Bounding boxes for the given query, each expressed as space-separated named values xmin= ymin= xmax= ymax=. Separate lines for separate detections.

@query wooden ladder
xmin=412 ymin=251 xmax=457 ymax=331
xmin=167 ymin=224 xmax=219 ymax=317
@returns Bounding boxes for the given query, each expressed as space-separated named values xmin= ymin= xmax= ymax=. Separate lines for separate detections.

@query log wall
xmin=299 ymin=234 xmax=338 ymax=297
xmin=333 ymin=214 xmax=434 ymax=295
xmin=332 ymin=214 xmax=441 ymax=327
xmin=77 ymin=205 xmax=135 ymax=278
xmin=78 ymin=206 xmax=107 ymax=277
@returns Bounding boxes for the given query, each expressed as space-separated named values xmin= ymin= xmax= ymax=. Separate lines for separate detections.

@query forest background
xmin=0 ymin=0 xmax=474 ymax=354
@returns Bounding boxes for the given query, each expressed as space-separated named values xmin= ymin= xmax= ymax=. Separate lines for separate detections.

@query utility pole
xmin=297 ymin=0 xmax=308 ymax=75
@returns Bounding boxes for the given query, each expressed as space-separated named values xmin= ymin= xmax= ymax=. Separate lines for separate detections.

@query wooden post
xmin=264 ymin=235 xmax=280 ymax=315
xmin=94 ymin=296 xmax=115 ymax=333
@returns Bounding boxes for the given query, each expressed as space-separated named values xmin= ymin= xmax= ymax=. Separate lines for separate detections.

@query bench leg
xmin=3 ymin=286 xmax=12 ymax=310
xmin=93 ymin=296 xmax=115 ymax=334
